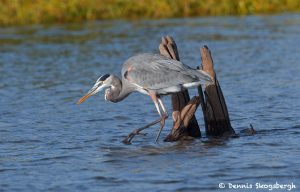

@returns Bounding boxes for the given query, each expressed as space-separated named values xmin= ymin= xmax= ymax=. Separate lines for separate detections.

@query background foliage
xmin=1 ymin=0 xmax=300 ymax=26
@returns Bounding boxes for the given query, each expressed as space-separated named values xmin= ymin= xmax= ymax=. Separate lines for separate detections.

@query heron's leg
xmin=155 ymin=98 xmax=168 ymax=142
xmin=153 ymin=97 xmax=163 ymax=117
xmin=122 ymin=92 xmax=167 ymax=144
xmin=122 ymin=91 xmax=163 ymax=144
xmin=158 ymin=98 xmax=168 ymax=117
xmin=149 ymin=92 xmax=169 ymax=142
xmin=122 ymin=117 xmax=162 ymax=144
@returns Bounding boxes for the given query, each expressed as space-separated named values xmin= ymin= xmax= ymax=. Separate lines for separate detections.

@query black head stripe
xmin=99 ymin=74 xmax=110 ymax=81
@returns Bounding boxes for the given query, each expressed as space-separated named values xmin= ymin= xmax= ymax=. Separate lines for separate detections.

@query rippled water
xmin=1 ymin=14 xmax=300 ymax=191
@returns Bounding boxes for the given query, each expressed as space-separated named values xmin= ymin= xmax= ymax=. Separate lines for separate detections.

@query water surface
xmin=1 ymin=14 xmax=300 ymax=191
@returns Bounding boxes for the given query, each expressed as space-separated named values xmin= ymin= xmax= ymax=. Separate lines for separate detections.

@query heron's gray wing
xmin=122 ymin=53 xmax=201 ymax=91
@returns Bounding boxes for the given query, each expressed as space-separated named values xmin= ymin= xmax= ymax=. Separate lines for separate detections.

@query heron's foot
xmin=122 ymin=118 xmax=162 ymax=144
xmin=122 ymin=129 xmax=148 ymax=145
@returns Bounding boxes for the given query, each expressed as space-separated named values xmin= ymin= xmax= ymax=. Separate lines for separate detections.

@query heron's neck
xmin=106 ymin=75 xmax=131 ymax=103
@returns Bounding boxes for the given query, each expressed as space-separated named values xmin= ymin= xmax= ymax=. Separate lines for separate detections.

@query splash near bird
xmin=77 ymin=53 xmax=213 ymax=143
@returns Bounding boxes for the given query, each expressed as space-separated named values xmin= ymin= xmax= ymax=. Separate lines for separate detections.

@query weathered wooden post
xmin=198 ymin=46 xmax=235 ymax=136
xmin=159 ymin=37 xmax=235 ymax=140
xmin=159 ymin=36 xmax=202 ymax=141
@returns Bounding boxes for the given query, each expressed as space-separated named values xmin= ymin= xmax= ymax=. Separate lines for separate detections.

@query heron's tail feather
xmin=182 ymin=70 xmax=213 ymax=89
xmin=195 ymin=69 xmax=214 ymax=85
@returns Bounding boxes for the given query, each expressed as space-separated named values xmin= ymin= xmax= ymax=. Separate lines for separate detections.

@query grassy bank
xmin=1 ymin=0 xmax=300 ymax=26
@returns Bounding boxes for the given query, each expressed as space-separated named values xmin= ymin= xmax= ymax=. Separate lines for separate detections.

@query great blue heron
xmin=77 ymin=53 xmax=212 ymax=143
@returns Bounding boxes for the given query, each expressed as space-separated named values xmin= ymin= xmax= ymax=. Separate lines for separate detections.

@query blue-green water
xmin=1 ymin=14 xmax=300 ymax=191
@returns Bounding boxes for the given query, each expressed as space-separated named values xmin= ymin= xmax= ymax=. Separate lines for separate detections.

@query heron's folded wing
xmin=123 ymin=55 xmax=198 ymax=90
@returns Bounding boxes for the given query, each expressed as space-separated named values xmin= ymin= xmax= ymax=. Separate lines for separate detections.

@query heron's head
xmin=77 ymin=74 xmax=111 ymax=104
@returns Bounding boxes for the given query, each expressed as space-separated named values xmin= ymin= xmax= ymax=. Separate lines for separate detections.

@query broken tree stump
xmin=199 ymin=46 xmax=235 ymax=136
xmin=159 ymin=36 xmax=201 ymax=141
xmin=154 ymin=36 xmax=235 ymax=142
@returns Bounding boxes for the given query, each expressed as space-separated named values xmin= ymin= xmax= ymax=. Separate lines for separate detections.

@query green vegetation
xmin=1 ymin=0 xmax=300 ymax=26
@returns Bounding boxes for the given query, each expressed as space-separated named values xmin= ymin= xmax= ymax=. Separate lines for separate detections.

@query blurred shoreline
xmin=1 ymin=0 xmax=300 ymax=26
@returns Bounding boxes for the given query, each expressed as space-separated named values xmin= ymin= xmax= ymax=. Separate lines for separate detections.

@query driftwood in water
xmin=198 ymin=46 xmax=235 ymax=136
xmin=158 ymin=37 xmax=235 ymax=141
xmin=159 ymin=36 xmax=201 ymax=141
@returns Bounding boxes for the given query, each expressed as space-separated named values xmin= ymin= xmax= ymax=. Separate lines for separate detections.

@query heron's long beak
xmin=77 ymin=91 xmax=93 ymax=104
xmin=77 ymin=81 xmax=105 ymax=104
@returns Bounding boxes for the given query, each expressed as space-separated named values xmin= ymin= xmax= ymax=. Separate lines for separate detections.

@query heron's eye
xmin=99 ymin=74 xmax=110 ymax=82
